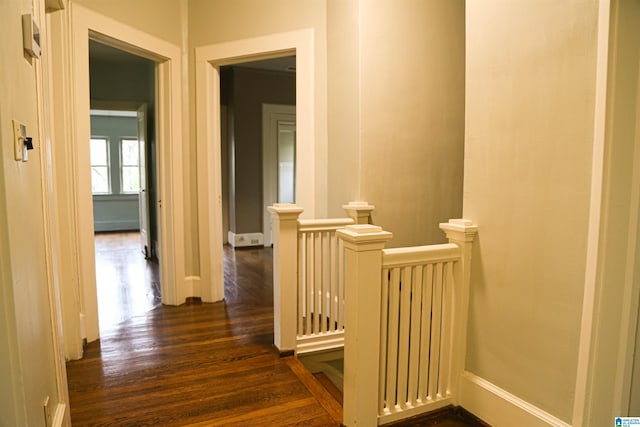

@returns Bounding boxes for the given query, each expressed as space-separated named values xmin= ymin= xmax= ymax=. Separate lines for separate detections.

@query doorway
xmin=194 ymin=29 xmax=315 ymax=303
xmin=219 ymin=57 xmax=296 ymax=250
xmin=88 ymin=40 xmax=160 ymax=334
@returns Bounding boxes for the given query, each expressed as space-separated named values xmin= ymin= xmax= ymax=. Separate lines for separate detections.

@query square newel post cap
xmin=439 ymin=219 xmax=478 ymax=242
xmin=342 ymin=201 xmax=375 ymax=224
xmin=336 ymin=224 xmax=392 ymax=250
xmin=267 ymin=203 xmax=304 ymax=219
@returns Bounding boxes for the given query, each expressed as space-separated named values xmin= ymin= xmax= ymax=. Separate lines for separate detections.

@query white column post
xmin=337 ymin=224 xmax=393 ymax=426
xmin=268 ymin=203 xmax=304 ymax=355
xmin=342 ymin=201 xmax=375 ymax=224
xmin=439 ymin=219 xmax=478 ymax=403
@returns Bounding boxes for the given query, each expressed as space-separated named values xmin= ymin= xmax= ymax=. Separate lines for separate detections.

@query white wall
xmin=464 ymin=0 xmax=599 ymax=423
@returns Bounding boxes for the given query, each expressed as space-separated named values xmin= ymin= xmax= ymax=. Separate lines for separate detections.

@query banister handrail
xmin=298 ymin=217 xmax=354 ymax=232
xmin=338 ymin=220 xmax=478 ymax=427
xmin=268 ymin=202 xmax=375 ymax=356
xmin=382 ymin=243 xmax=460 ymax=267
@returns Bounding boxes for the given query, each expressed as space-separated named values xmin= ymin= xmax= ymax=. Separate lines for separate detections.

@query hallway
xmin=66 ymin=244 xmax=343 ymax=426
xmin=66 ymin=238 xmax=485 ymax=426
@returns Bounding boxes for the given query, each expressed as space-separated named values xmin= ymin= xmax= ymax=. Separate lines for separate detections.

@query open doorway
xmin=88 ymin=40 xmax=160 ymax=334
xmin=219 ymin=56 xmax=296 ymax=250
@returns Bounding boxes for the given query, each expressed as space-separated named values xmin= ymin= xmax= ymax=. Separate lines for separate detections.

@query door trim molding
xmin=195 ymin=29 xmax=315 ymax=302
xmin=64 ymin=3 xmax=186 ymax=344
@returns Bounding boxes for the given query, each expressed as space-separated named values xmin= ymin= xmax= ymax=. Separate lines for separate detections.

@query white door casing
xmin=66 ymin=4 xmax=186 ymax=346
xmin=195 ymin=29 xmax=315 ymax=302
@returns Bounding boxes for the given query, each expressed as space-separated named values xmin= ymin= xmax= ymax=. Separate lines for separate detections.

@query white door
xmin=262 ymin=104 xmax=296 ymax=246
xmin=137 ymin=103 xmax=151 ymax=258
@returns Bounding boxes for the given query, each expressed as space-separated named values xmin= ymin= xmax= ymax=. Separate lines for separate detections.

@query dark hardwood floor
xmin=67 ymin=234 xmax=486 ymax=426
xmin=67 ymin=241 xmax=341 ymax=426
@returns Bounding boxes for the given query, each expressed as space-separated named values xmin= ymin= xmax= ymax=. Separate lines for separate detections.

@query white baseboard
xmin=459 ymin=371 xmax=572 ymax=427
xmin=94 ymin=220 xmax=139 ymax=232
xmin=227 ymin=231 xmax=264 ymax=248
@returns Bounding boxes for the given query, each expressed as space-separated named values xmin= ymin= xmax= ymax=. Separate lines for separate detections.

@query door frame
xmin=64 ymin=4 xmax=186 ymax=346
xmin=262 ymin=103 xmax=296 ymax=247
xmin=195 ymin=29 xmax=315 ymax=302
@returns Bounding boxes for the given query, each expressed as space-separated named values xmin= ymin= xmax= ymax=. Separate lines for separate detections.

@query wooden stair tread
xmin=284 ymin=356 xmax=343 ymax=425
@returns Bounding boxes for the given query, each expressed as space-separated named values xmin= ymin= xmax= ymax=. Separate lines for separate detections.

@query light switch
xmin=12 ymin=120 xmax=25 ymax=161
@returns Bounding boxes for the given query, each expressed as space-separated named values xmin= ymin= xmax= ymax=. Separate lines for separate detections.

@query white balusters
xmin=296 ymin=218 xmax=353 ymax=353
xmin=269 ymin=202 xmax=374 ymax=355
xmin=339 ymin=220 xmax=477 ymax=426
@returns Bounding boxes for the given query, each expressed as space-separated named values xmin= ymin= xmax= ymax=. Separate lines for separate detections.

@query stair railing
xmin=337 ymin=220 xmax=478 ymax=426
xmin=268 ymin=201 xmax=375 ymax=355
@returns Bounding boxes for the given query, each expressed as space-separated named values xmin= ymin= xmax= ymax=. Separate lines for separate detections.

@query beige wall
xmin=358 ymin=0 xmax=465 ymax=247
xmin=0 ymin=0 xmax=65 ymax=424
xmin=188 ymin=0 xmax=327 ymax=273
xmin=464 ymin=0 xmax=599 ymax=422
xmin=72 ymin=0 xmax=184 ymax=45
xmin=326 ymin=0 xmax=360 ymax=217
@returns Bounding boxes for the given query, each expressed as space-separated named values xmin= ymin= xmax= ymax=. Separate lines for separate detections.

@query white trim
xmin=378 ymin=399 xmax=453 ymax=426
xmin=460 ymin=371 xmax=571 ymax=427
xmin=296 ymin=332 xmax=344 ymax=355
xmin=227 ymin=232 xmax=265 ymax=248
xmin=195 ymin=29 xmax=315 ymax=303
xmin=52 ymin=403 xmax=66 ymax=427
xmin=572 ymin=0 xmax=613 ymax=424
xmin=66 ymin=4 xmax=186 ymax=343
xmin=93 ymin=220 xmax=140 ymax=232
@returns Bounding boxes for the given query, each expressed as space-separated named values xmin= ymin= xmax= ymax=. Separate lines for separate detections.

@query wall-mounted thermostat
xmin=22 ymin=14 xmax=41 ymax=58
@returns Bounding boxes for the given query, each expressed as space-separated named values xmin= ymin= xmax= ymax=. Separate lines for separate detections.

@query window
xmin=90 ymin=137 xmax=110 ymax=194
xmin=120 ymin=138 xmax=140 ymax=193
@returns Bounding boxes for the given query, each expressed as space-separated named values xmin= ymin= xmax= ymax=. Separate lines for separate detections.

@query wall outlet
xmin=43 ymin=396 xmax=52 ymax=427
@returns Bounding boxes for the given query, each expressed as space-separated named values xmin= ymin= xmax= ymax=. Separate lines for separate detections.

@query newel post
xmin=342 ymin=201 xmax=375 ymax=224
xmin=337 ymin=224 xmax=393 ymax=427
xmin=439 ymin=219 xmax=478 ymax=403
xmin=268 ymin=203 xmax=304 ymax=355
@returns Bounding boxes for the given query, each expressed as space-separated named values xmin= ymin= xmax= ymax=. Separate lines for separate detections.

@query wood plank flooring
xmin=94 ymin=231 xmax=161 ymax=334
xmin=67 ymin=234 xmax=487 ymax=426
xmin=67 ymin=243 xmax=341 ymax=426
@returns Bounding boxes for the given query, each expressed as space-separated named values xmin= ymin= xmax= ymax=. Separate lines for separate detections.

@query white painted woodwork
xmin=195 ymin=29 xmax=315 ymax=304
xmin=268 ymin=202 xmax=374 ymax=355
xmin=268 ymin=203 xmax=304 ymax=353
xmin=342 ymin=201 xmax=375 ymax=225
xmin=64 ymin=4 xmax=186 ymax=350
xmin=137 ymin=103 xmax=151 ymax=258
xmin=459 ymin=371 xmax=570 ymax=427
xmin=337 ymin=224 xmax=393 ymax=427
xmin=227 ymin=231 xmax=264 ymax=248
xmin=337 ymin=219 xmax=477 ymax=426
xmin=296 ymin=217 xmax=354 ymax=354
